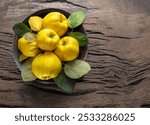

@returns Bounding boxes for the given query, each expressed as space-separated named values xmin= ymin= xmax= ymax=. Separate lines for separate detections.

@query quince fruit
xmin=32 ymin=52 xmax=62 ymax=80
xmin=28 ymin=16 xmax=42 ymax=31
xmin=42 ymin=12 xmax=69 ymax=37
xmin=54 ymin=36 xmax=79 ymax=61
xmin=18 ymin=37 xmax=40 ymax=57
xmin=36 ymin=28 xmax=60 ymax=51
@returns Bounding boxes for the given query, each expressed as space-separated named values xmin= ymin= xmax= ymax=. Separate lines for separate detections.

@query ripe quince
xmin=19 ymin=54 xmax=28 ymax=62
xmin=32 ymin=52 xmax=62 ymax=80
xmin=54 ymin=36 xmax=79 ymax=61
xmin=42 ymin=12 xmax=69 ymax=37
xmin=36 ymin=28 xmax=60 ymax=51
xmin=28 ymin=16 xmax=42 ymax=31
xmin=18 ymin=37 xmax=40 ymax=57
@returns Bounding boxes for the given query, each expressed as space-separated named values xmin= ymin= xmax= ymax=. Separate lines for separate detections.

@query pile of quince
xmin=13 ymin=11 xmax=90 ymax=93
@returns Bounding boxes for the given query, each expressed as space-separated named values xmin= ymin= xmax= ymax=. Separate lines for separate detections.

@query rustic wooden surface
xmin=0 ymin=0 xmax=150 ymax=107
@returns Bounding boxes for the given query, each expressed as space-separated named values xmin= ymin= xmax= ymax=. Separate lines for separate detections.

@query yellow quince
xmin=42 ymin=12 xmax=69 ymax=37
xmin=54 ymin=36 xmax=79 ymax=61
xmin=28 ymin=16 xmax=42 ymax=31
xmin=32 ymin=52 xmax=62 ymax=80
xmin=36 ymin=28 xmax=60 ymax=51
xmin=18 ymin=37 xmax=40 ymax=57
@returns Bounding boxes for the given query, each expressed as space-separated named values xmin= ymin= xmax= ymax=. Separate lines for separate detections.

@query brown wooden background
xmin=0 ymin=0 xmax=150 ymax=107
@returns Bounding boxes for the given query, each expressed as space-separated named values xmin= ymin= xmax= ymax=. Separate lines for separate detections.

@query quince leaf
xmin=12 ymin=23 xmax=32 ymax=37
xmin=68 ymin=11 xmax=85 ymax=28
xmin=54 ymin=69 xmax=75 ymax=93
xmin=64 ymin=60 xmax=91 ymax=79
xmin=21 ymin=58 xmax=36 ymax=81
xmin=23 ymin=32 xmax=37 ymax=42
xmin=70 ymin=32 xmax=88 ymax=46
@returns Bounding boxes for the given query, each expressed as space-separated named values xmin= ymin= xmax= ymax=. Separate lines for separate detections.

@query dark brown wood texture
xmin=0 ymin=0 xmax=150 ymax=107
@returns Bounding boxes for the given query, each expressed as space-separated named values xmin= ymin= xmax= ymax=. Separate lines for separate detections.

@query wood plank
xmin=0 ymin=0 xmax=150 ymax=107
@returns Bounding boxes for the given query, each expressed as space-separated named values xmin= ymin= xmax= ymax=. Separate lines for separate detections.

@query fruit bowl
xmin=13 ymin=8 xmax=88 ymax=92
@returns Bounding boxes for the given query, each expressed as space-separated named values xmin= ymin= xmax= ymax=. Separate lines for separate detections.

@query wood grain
xmin=0 ymin=0 xmax=150 ymax=107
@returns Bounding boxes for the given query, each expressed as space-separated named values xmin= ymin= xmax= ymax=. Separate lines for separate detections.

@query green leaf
xmin=12 ymin=23 xmax=32 ymax=37
xmin=64 ymin=60 xmax=91 ymax=79
xmin=21 ymin=58 xmax=36 ymax=81
xmin=54 ymin=70 xmax=75 ymax=93
xmin=68 ymin=11 xmax=85 ymax=28
xmin=23 ymin=32 xmax=36 ymax=42
xmin=70 ymin=32 xmax=88 ymax=46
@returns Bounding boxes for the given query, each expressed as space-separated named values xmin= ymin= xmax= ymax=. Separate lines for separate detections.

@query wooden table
xmin=0 ymin=0 xmax=150 ymax=107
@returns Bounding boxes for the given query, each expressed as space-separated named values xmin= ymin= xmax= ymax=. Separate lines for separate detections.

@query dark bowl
xmin=13 ymin=8 xmax=88 ymax=92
